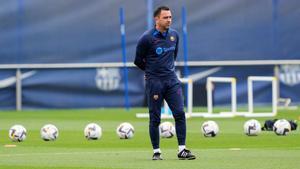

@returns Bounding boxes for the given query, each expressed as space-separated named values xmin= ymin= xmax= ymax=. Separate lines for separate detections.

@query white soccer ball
xmin=84 ymin=123 xmax=102 ymax=140
xmin=9 ymin=124 xmax=27 ymax=142
xmin=116 ymin=122 xmax=134 ymax=139
xmin=273 ymin=119 xmax=291 ymax=136
xmin=243 ymin=119 xmax=261 ymax=136
xmin=40 ymin=124 xmax=59 ymax=141
xmin=201 ymin=120 xmax=219 ymax=137
xmin=159 ymin=121 xmax=176 ymax=138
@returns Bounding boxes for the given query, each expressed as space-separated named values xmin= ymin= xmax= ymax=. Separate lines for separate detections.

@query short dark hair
xmin=153 ymin=6 xmax=170 ymax=17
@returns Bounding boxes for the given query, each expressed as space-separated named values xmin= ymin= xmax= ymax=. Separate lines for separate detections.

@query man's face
xmin=155 ymin=10 xmax=172 ymax=31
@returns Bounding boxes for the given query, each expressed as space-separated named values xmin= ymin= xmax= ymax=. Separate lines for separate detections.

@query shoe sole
xmin=178 ymin=157 xmax=196 ymax=160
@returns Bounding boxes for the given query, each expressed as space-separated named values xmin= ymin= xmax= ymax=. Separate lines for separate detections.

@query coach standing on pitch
xmin=134 ymin=6 xmax=196 ymax=160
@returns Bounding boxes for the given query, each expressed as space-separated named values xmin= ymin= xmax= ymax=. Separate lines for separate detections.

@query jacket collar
xmin=152 ymin=27 xmax=169 ymax=38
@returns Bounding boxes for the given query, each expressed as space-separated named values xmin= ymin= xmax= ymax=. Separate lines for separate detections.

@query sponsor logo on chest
xmin=155 ymin=46 xmax=176 ymax=55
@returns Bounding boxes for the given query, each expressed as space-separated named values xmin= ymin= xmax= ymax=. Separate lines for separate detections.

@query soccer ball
xmin=9 ymin=124 xmax=27 ymax=142
xmin=40 ymin=124 xmax=59 ymax=141
xmin=159 ymin=121 xmax=176 ymax=138
xmin=243 ymin=119 xmax=261 ymax=136
xmin=273 ymin=119 xmax=291 ymax=136
xmin=201 ymin=120 xmax=219 ymax=137
xmin=116 ymin=122 xmax=134 ymax=139
xmin=84 ymin=123 xmax=102 ymax=140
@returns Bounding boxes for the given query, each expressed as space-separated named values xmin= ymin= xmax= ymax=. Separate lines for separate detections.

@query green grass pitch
xmin=0 ymin=108 xmax=299 ymax=169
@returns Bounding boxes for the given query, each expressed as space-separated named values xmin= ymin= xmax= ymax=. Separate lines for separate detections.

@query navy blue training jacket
xmin=134 ymin=28 xmax=179 ymax=79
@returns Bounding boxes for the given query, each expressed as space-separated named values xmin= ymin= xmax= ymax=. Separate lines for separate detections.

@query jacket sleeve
xmin=134 ymin=37 xmax=147 ymax=71
xmin=174 ymin=34 xmax=179 ymax=60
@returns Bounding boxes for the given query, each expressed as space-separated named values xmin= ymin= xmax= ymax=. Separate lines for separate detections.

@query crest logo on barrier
xmin=95 ymin=68 xmax=121 ymax=91
xmin=279 ymin=65 xmax=300 ymax=86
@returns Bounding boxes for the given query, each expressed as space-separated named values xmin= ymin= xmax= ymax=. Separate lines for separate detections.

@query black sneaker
xmin=152 ymin=152 xmax=163 ymax=160
xmin=177 ymin=149 xmax=196 ymax=160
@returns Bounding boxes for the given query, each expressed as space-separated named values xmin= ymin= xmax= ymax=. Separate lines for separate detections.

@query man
xmin=134 ymin=6 xmax=196 ymax=160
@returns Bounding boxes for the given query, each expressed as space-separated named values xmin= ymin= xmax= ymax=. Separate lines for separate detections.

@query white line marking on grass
xmin=3 ymin=144 xmax=17 ymax=148
xmin=1 ymin=148 xmax=299 ymax=158
xmin=0 ymin=150 xmax=148 ymax=157
xmin=229 ymin=148 xmax=241 ymax=151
